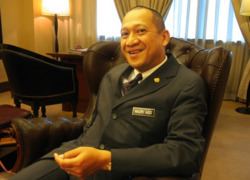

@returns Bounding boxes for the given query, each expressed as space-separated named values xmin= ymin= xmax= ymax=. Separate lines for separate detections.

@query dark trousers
xmin=10 ymin=159 xmax=74 ymax=180
xmin=10 ymin=159 xmax=129 ymax=180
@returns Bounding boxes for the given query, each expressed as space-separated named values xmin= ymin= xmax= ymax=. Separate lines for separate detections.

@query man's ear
xmin=161 ymin=30 xmax=170 ymax=46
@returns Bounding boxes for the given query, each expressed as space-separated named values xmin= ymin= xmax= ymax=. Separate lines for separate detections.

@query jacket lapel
xmin=113 ymin=55 xmax=180 ymax=109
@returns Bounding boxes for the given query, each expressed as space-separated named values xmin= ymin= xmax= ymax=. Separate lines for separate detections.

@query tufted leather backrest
xmin=166 ymin=38 xmax=232 ymax=178
xmin=83 ymin=37 xmax=232 ymax=178
xmin=84 ymin=41 xmax=122 ymax=95
xmin=166 ymin=38 xmax=232 ymax=143
xmin=83 ymin=41 xmax=122 ymax=120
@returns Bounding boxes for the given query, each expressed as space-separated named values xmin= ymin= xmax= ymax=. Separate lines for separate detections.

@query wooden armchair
xmin=0 ymin=44 xmax=78 ymax=117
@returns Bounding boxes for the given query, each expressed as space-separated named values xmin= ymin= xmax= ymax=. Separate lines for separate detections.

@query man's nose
xmin=126 ymin=33 xmax=139 ymax=46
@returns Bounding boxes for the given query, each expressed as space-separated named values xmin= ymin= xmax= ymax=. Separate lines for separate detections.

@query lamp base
xmin=235 ymin=107 xmax=250 ymax=114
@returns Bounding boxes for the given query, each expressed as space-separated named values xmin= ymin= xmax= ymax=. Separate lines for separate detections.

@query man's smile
xmin=127 ymin=49 xmax=144 ymax=56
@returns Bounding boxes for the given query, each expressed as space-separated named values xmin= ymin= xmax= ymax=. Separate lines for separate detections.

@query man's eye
xmin=121 ymin=32 xmax=129 ymax=38
xmin=137 ymin=29 xmax=147 ymax=35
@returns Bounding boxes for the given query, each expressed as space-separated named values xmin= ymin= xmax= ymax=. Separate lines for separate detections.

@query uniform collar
xmin=130 ymin=56 xmax=168 ymax=82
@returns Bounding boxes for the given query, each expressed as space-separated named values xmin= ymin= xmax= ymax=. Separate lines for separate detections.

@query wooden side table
xmin=47 ymin=52 xmax=90 ymax=113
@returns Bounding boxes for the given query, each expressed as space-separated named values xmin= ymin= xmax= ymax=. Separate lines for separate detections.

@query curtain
xmin=69 ymin=0 xmax=97 ymax=49
xmin=218 ymin=41 xmax=249 ymax=100
xmin=114 ymin=0 xmax=173 ymax=20
xmin=165 ymin=0 xmax=248 ymax=100
xmin=231 ymin=0 xmax=250 ymax=101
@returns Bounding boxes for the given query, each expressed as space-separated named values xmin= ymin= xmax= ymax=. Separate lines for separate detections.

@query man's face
xmin=120 ymin=9 xmax=170 ymax=72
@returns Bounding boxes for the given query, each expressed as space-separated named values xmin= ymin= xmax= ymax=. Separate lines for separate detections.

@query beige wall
xmin=0 ymin=0 xmax=35 ymax=50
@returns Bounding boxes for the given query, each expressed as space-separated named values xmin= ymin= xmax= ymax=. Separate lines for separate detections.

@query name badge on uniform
xmin=132 ymin=107 xmax=155 ymax=118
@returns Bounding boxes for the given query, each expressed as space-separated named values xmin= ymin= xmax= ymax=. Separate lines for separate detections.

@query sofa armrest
xmin=10 ymin=117 xmax=85 ymax=172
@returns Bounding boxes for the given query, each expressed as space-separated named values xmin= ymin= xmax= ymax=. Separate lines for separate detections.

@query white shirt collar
xmin=130 ymin=56 xmax=168 ymax=82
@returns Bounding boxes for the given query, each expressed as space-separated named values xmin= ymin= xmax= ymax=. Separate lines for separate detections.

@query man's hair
xmin=128 ymin=6 xmax=166 ymax=32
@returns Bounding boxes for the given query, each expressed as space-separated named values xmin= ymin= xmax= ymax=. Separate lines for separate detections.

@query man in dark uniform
xmin=11 ymin=6 xmax=207 ymax=180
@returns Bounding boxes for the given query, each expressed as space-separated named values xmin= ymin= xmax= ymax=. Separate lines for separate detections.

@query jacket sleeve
xmin=111 ymin=76 xmax=207 ymax=177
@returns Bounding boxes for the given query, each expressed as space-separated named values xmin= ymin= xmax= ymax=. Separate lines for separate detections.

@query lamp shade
xmin=240 ymin=0 xmax=250 ymax=16
xmin=41 ymin=0 xmax=70 ymax=16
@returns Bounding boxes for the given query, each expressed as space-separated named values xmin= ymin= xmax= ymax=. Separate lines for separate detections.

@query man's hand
xmin=54 ymin=147 xmax=111 ymax=178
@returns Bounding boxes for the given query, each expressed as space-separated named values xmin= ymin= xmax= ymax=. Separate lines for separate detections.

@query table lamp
xmin=240 ymin=0 xmax=250 ymax=16
xmin=41 ymin=0 xmax=70 ymax=53
xmin=235 ymin=0 xmax=250 ymax=114
xmin=240 ymin=0 xmax=250 ymax=30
